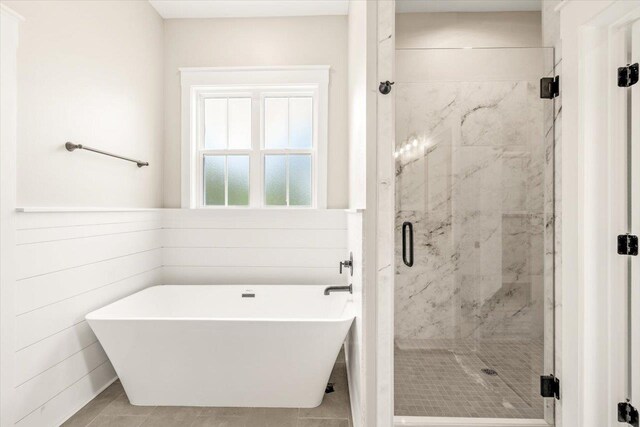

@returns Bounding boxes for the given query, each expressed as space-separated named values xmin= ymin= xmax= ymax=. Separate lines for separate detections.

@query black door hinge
xmin=618 ymin=234 xmax=639 ymax=256
xmin=540 ymin=76 xmax=560 ymax=99
xmin=618 ymin=401 xmax=639 ymax=427
xmin=618 ymin=63 xmax=639 ymax=87
xmin=540 ymin=374 xmax=560 ymax=400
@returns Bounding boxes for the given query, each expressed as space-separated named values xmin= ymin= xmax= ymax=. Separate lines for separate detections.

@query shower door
xmin=394 ymin=47 xmax=556 ymax=423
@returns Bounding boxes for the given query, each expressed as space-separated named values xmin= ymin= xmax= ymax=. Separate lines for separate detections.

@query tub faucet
xmin=324 ymin=284 xmax=353 ymax=295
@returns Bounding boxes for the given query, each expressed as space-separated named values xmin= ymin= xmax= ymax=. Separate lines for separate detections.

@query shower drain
xmin=481 ymin=368 xmax=498 ymax=376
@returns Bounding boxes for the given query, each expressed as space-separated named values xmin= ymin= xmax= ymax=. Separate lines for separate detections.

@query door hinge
xmin=618 ymin=401 xmax=639 ymax=427
xmin=540 ymin=76 xmax=560 ymax=99
xmin=618 ymin=63 xmax=639 ymax=87
xmin=618 ymin=234 xmax=639 ymax=256
xmin=540 ymin=374 xmax=560 ymax=400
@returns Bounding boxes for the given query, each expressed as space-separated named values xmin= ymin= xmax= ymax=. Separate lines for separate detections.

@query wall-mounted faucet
xmin=324 ymin=284 xmax=353 ymax=295
xmin=339 ymin=252 xmax=353 ymax=276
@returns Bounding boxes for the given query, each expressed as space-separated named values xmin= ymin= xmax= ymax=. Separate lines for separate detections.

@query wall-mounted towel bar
xmin=65 ymin=142 xmax=149 ymax=167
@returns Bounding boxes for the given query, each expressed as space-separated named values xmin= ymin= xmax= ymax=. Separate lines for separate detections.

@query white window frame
xmin=180 ymin=66 xmax=329 ymax=209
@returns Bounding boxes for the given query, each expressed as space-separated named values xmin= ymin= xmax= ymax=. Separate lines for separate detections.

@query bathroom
xmin=0 ymin=1 xmax=638 ymax=427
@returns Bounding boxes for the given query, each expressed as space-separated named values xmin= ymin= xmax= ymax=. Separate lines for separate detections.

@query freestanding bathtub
xmin=86 ymin=285 xmax=354 ymax=408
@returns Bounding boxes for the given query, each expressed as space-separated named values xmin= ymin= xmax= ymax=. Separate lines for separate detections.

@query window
xmin=181 ymin=67 xmax=329 ymax=209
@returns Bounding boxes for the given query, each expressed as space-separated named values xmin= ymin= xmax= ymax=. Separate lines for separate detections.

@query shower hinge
xmin=540 ymin=76 xmax=560 ymax=99
xmin=540 ymin=374 xmax=560 ymax=400
xmin=618 ymin=401 xmax=639 ymax=427
xmin=617 ymin=63 xmax=639 ymax=87
xmin=617 ymin=234 xmax=638 ymax=256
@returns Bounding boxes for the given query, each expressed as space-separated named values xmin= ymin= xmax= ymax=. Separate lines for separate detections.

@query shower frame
xmin=372 ymin=2 xmax=560 ymax=426
xmin=370 ymin=2 xmax=640 ymax=427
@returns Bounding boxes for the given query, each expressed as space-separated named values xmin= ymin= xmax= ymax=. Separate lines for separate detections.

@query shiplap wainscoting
xmin=12 ymin=208 xmax=348 ymax=426
xmin=13 ymin=211 xmax=163 ymax=427
xmin=162 ymin=209 xmax=348 ymax=285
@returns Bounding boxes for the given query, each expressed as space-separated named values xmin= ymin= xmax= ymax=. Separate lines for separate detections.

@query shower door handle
xmin=402 ymin=221 xmax=414 ymax=267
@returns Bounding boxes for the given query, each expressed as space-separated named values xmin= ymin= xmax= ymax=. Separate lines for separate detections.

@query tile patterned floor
xmin=394 ymin=338 xmax=544 ymax=419
xmin=63 ymin=361 xmax=351 ymax=427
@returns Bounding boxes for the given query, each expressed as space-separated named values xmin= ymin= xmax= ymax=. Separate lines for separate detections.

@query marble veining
xmin=395 ymin=78 xmax=547 ymax=343
xmin=390 ymin=11 xmax=560 ymax=424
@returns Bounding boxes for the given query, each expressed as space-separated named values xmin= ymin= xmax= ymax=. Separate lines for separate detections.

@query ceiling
xmin=148 ymin=0 xmax=349 ymax=19
xmin=149 ymin=0 xmax=542 ymax=19
xmin=396 ymin=0 xmax=542 ymax=14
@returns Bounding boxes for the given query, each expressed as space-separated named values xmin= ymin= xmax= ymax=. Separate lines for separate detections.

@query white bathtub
xmin=86 ymin=285 xmax=354 ymax=408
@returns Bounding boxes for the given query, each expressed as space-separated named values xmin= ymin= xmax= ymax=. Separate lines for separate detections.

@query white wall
xmin=163 ymin=16 xmax=349 ymax=209
xmin=1 ymin=5 xmax=21 ymax=427
xmin=13 ymin=210 xmax=163 ymax=427
xmin=3 ymin=0 xmax=164 ymax=208
xmin=348 ymin=4 xmax=368 ymax=210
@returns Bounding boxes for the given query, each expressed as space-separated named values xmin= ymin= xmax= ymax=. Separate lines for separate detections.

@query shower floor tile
xmin=394 ymin=338 xmax=544 ymax=419
xmin=63 ymin=357 xmax=352 ymax=427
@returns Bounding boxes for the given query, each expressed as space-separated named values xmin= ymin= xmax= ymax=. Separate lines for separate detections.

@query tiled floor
xmin=63 ymin=361 xmax=351 ymax=427
xmin=394 ymin=338 xmax=544 ymax=419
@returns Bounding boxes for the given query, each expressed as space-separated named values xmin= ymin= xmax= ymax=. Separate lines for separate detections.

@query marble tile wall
xmin=394 ymin=75 xmax=548 ymax=342
xmin=376 ymin=1 xmax=396 ymax=424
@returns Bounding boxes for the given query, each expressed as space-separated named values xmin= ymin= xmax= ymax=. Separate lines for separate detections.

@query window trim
xmin=180 ymin=66 xmax=330 ymax=209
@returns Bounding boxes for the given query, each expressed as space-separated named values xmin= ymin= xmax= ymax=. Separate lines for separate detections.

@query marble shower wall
xmin=394 ymin=72 xmax=549 ymax=342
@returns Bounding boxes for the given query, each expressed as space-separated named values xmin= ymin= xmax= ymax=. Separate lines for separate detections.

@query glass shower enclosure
xmin=393 ymin=46 xmax=556 ymax=423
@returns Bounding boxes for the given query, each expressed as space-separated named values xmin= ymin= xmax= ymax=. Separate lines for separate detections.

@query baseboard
xmin=394 ymin=416 xmax=550 ymax=427
xmin=56 ymin=375 xmax=118 ymax=426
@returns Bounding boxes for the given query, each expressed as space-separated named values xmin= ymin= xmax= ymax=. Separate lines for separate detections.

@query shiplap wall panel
xmin=13 ymin=208 xmax=347 ymax=425
xmin=17 ymin=229 xmax=161 ymax=279
xmin=13 ymin=211 xmax=162 ymax=426
xmin=15 ymin=322 xmax=96 ymax=387
xmin=16 ymin=268 xmax=161 ymax=350
xmin=14 ymin=362 xmax=116 ymax=427
xmin=162 ymin=228 xmax=347 ymax=248
xmin=162 ymin=209 xmax=347 ymax=229
xmin=163 ymin=247 xmax=343 ymax=268
xmin=15 ymin=342 xmax=108 ymax=421
xmin=15 ymin=210 xmax=159 ymax=229
xmin=163 ymin=266 xmax=342 ymax=285
xmin=16 ymin=249 xmax=161 ymax=315
xmin=16 ymin=220 xmax=161 ymax=245
xmin=162 ymin=210 xmax=348 ymax=286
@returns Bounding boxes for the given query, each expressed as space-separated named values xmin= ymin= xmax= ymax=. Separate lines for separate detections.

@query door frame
xmin=560 ymin=1 xmax=640 ymax=427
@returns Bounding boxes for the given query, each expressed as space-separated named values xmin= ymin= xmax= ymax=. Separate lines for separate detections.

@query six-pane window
xmin=197 ymin=92 xmax=314 ymax=207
